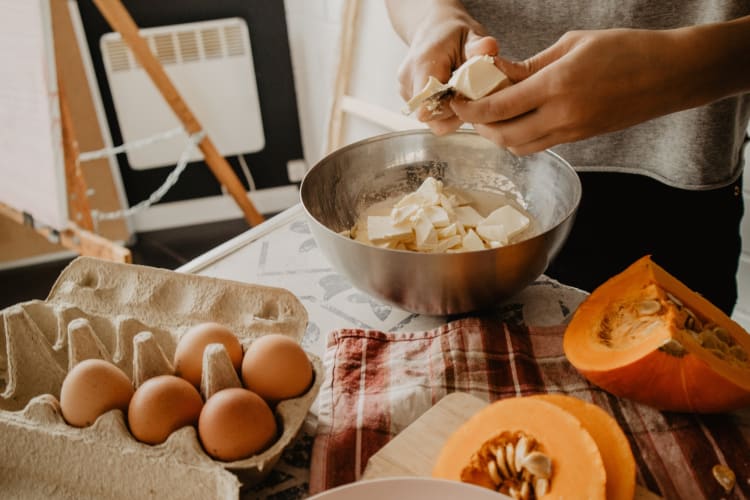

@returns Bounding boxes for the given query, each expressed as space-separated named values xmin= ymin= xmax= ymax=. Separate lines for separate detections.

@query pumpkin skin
xmin=432 ymin=396 xmax=607 ymax=499
xmin=531 ymin=394 xmax=636 ymax=500
xmin=564 ymin=255 xmax=750 ymax=413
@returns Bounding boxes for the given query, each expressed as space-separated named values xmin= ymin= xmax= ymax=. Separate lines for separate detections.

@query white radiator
xmin=100 ymin=17 xmax=265 ymax=170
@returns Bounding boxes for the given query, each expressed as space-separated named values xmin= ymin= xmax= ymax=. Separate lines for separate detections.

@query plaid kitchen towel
xmin=309 ymin=315 xmax=750 ymax=499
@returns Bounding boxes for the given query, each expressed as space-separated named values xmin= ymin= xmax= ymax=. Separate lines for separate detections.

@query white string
xmin=237 ymin=154 xmax=257 ymax=191
xmin=78 ymin=126 xmax=185 ymax=163
xmin=90 ymin=130 xmax=206 ymax=223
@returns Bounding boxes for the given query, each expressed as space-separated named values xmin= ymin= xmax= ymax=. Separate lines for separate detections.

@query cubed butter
xmin=414 ymin=212 xmax=439 ymax=250
xmin=367 ymin=216 xmax=412 ymax=243
xmin=448 ymin=55 xmax=509 ymax=100
xmin=482 ymin=205 xmax=530 ymax=240
xmin=462 ymin=229 xmax=486 ymax=251
xmin=402 ymin=76 xmax=450 ymax=114
xmin=476 ymin=223 xmax=509 ymax=246
xmin=455 ymin=206 xmax=485 ymax=228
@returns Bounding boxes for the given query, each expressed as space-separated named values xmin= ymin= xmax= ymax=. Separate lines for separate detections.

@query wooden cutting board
xmin=362 ymin=392 xmax=661 ymax=499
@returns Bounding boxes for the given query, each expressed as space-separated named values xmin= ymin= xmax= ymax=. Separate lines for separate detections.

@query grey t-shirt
xmin=461 ymin=0 xmax=750 ymax=189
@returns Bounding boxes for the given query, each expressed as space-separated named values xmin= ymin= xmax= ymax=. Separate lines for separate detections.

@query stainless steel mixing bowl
xmin=300 ymin=129 xmax=581 ymax=315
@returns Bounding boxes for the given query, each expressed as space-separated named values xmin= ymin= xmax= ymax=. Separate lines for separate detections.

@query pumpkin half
xmin=531 ymin=394 xmax=636 ymax=500
xmin=432 ymin=396 xmax=607 ymax=499
xmin=564 ymin=255 xmax=750 ymax=413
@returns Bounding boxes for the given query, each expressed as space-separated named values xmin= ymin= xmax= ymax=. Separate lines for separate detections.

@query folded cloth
xmin=309 ymin=315 xmax=750 ymax=499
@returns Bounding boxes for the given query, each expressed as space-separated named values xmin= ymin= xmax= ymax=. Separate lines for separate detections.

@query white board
xmin=0 ymin=0 xmax=67 ymax=230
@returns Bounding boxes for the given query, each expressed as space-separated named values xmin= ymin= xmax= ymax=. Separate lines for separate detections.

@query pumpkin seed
xmin=712 ymin=327 xmax=732 ymax=345
xmin=698 ymin=332 xmax=725 ymax=351
xmin=707 ymin=348 xmax=726 ymax=360
xmin=487 ymin=457 xmax=501 ymax=485
xmin=521 ymin=451 xmax=552 ymax=479
xmin=659 ymin=338 xmax=687 ymax=357
xmin=519 ymin=480 xmax=530 ymax=500
xmin=534 ymin=478 xmax=549 ymax=497
xmin=666 ymin=292 xmax=683 ymax=307
xmin=637 ymin=299 xmax=661 ymax=316
xmin=494 ymin=446 xmax=510 ymax=478
xmin=684 ymin=315 xmax=696 ymax=331
xmin=514 ymin=436 xmax=529 ymax=473
xmin=462 ymin=431 xmax=553 ymax=498
xmin=506 ymin=442 xmax=517 ymax=475
xmin=728 ymin=344 xmax=748 ymax=363
xmin=712 ymin=464 xmax=736 ymax=493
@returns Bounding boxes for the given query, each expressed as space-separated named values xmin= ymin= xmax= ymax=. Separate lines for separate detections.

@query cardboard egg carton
xmin=0 ymin=257 xmax=322 ymax=499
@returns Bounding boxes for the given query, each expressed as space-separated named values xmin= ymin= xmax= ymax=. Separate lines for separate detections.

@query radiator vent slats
xmin=153 ymin=33 xmax=177 ymax=65
xmin=104 ymin=39 xmax=130 ymax=72
xmin=103 ymin=19 xmax=249 ymax=72
xmin=224 ymin=25 xmax=245 ymax=57
xmin=177 ymin=31 xmax=200 ymax=62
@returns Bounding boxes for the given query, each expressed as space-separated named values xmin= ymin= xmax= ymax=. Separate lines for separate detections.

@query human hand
xmin=394 ymin=4 xmax=498 ymax=135
xmin=450 ymin=28 xmax=703 ymax=155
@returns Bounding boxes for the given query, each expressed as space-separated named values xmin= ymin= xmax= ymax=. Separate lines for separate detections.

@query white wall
xmin=284 ymin=0 xmax=409 ymax=164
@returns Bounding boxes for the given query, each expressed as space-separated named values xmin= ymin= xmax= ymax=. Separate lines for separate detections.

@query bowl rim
xmin=299 ymin=129 xmax=581 ymax=256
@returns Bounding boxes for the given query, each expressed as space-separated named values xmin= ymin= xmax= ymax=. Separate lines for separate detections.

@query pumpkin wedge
xmin=432 ymin=396 xmax=607 ymax=499
xmin=564 ymin=255 xmax=750 ymax=413
xmin=531 ymin=394 xmax=636 ymax=500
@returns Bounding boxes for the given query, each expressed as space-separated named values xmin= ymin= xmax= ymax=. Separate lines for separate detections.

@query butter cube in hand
xmin=448 ymin=55 xmax=509 ymax=100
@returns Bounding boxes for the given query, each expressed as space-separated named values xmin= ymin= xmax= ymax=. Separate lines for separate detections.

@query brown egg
xmin=59 ymin=358 xmax=134 ymax=428
xmin=128 ymin=375 xmax=203 ymax=445
xmin=173 ymin=322 xmax=243 ymax=386
xmin=241 ymin=334 xmax=313 ymax=402
xmin=198 ymin=387 xmax=277 ymax=461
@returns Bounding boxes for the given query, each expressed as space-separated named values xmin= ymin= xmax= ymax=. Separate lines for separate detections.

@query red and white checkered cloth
xmin=309 ymin=316 xmax=750 ymax=499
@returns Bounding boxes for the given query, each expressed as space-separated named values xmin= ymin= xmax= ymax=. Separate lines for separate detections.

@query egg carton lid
xmin=0 ymin=256 xmax=321 ymax=499
xmin=45 ymin=256 xmax=309 ymax=343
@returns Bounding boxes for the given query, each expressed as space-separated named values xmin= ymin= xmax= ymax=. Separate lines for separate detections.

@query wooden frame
xmin=325 ymin=0 xmax=424 ymax=154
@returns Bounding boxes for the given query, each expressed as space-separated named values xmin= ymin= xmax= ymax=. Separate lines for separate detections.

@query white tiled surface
xmin=178 ymin=205 xmax=588 ymax=361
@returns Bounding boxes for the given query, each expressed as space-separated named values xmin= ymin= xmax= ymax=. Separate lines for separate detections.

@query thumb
xmin=495 ymin=39 xmax=569 ymax=83
xmin=464 ymin=33 xmax=499 ymax=59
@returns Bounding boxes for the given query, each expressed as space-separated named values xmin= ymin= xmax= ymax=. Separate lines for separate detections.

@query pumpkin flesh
xmin=432 ymin=397 xmax=607 ymax=499
xmin=532 ymin=394 xmax=636 ymax=500
xmin=564 ymin=256 xmax=750 ymax=413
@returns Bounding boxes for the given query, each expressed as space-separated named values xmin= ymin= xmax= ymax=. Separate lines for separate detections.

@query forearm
xmin=385 ymin=0 xmax=479 ymax=45
xmin=668 ymin=16 xmax=750 ymax=108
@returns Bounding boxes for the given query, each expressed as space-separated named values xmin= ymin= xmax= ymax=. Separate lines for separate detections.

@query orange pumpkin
xmin=432 ymin=396 xmax=608 ymax=499
xmin=531 ymin=394 xmax=636 ymax=500
xmin=564 ymin=255 xmax=750 ymax=413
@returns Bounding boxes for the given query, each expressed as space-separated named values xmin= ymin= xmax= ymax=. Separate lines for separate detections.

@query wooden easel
xmin=91 ymin=0 xmax=265 ymax=228
xmin=0 ymin=76 xmax=132 ymax=264
xmin=326 ymin=0 xmax=423 ymax=154
xmin=1 ymin=0 xmax=267 ymax=266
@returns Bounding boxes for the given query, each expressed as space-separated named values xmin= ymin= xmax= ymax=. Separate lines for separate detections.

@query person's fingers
xmin=428 ymin=115 xmax=463 ymax=135
xmin=496 ymin=34 xmax=573 ymax=83
xmin=412 ymin=60 xmax=452 ymax=98
xmin=475 ymin=119 xmax=558 ymax=155
xmin=471 ymin=110 xmax=549 ymax=148
xmin=450 ymin=76 xmax=545 ymax=123
xmin=416 ymin=101 xmax=456 ymax=122
xmin=464 ymin=34 xmax=499 ymax=59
